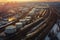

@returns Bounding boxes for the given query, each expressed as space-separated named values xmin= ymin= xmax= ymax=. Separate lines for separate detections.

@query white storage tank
xmin=19 ymin=19 xmax=27 ymax=25
xmin=25 ymin=19 xmax=31 ymax=22
xmin=25 ymin=16 xmax=31 ymax=19
xmin=25 ymin=16 xmax=32 ymax=23
xmin=16 ymin=22 xmax=23 ymax=30
xmin=25 ymin=19 xmax=31 ymax=24
xmin=4 ymin=25 xmax=16 ymax=34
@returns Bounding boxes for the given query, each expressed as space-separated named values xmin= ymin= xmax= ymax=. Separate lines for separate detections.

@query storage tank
xmin=4 ymin=25 xmax=16 ymax=36
xmin=25 ymin=16 xmax=32 ymax=24
xmin=25 ymin=16 xmax=31 ymax=19
xmin=25 ymin=19 xmax=31 ymax=24
xmin=16 ymin=22 xmax=23 ymax=30
xmin=19 ymin=19 xmax=27 ymax=25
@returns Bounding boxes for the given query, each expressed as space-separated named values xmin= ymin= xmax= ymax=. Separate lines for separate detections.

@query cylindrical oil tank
xmin=4 ymin=25 xmax=16 ymax=36
xmin=25 ymin=19 xmax=31 ymax=23
xmin=25 ymin=16 xmax=32 ymax=23
xmin=15 ymin=22 xmax=23 ymax=30
xmin=19 ymin=19 xmax=27 ymax=25
xmin=25 ymin=16 xmax=31 ymax=19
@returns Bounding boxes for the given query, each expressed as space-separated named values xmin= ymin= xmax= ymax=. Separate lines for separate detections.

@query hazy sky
xmin=0 ymin=0 xmax=60 ymax=2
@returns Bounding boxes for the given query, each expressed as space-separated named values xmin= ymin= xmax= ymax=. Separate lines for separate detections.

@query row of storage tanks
xmin=0 ymin=7 xmax=42 ymax=40
xmin=4 ymin=7 xmax=36 ymax=36
xmin=0 ymin=16 xmax=32 ymax=40
xmin=5 ymin=12 xmax=39 ymax=36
